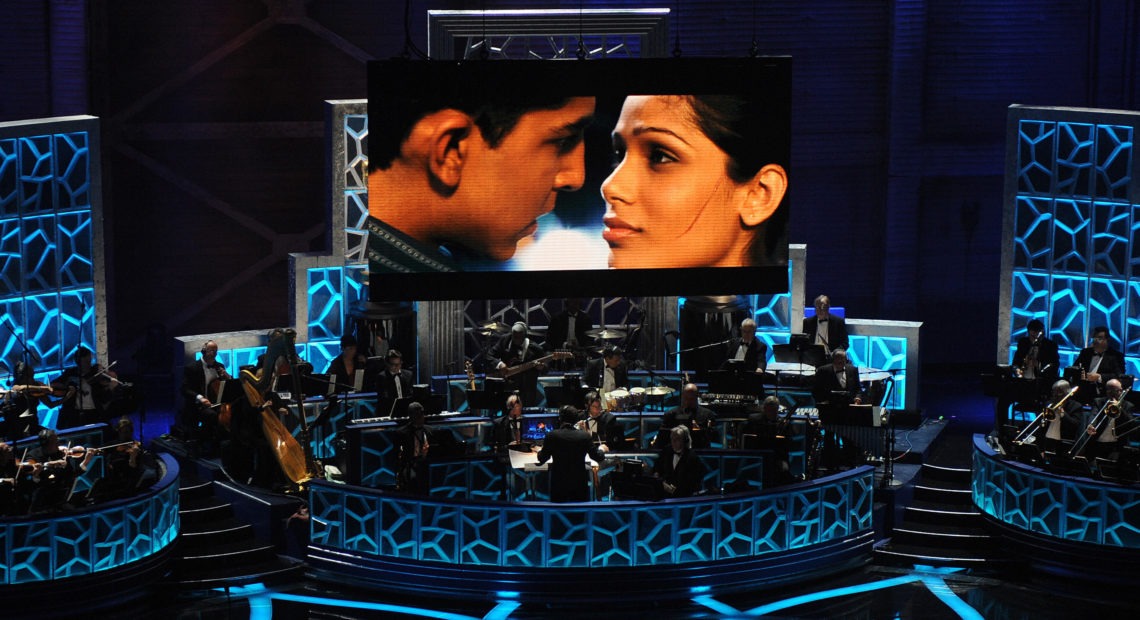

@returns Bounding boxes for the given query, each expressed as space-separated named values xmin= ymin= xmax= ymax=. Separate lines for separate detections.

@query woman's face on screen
xmin=601 ymin=95 xmax=752 ymax=269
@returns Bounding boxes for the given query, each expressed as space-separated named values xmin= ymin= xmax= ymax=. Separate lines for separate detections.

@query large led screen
xmin=366 ymin=57 xmax=791 ymax=301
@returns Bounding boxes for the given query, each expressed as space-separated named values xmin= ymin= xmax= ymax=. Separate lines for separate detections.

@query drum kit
xmin=603 ymin=385 xmax=674 ymax=412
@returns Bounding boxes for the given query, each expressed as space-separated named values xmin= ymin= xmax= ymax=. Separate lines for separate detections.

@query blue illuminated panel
xmin=309 ymin=466 xmax=874 ymax=570
xmin=0 ymin=119 xmax=101 ymax=430
xmin=0 ymin=454 xmax=179 ymax=584
xmin=972 ymin=436 xmax=1140 ymax=548
xmin=1007 ymin=111 xmax=1140 ymax=364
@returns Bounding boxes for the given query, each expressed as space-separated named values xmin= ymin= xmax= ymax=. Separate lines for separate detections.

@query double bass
xmin=240 ymin=329 xmax=319 ymax=488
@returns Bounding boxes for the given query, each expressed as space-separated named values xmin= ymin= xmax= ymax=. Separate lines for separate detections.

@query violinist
xmin=1036 ymin=379 xmax=1083 ymax=454
xmin=0 ymin=441 xmax=23 ymax=514
xmin=1084 ymin=379 xmax=1137 ymax=462
xmin=97 ymin=416 xmax=153 ymax=500
xmin=51 ymin=346 xmax=115 ymax=430
xmin=27 ymin=428 xmax=95 ymax=512
xmin=2 ymin=361 xmax=54 ymax=440
xmin=181 ymin=340 xmax=230 ymax=454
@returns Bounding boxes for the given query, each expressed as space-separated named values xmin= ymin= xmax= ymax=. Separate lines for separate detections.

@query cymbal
xmin=645 ymin=386 xmax=675 ymax=396
xmin=586 ymin=328 xmax=626 ymax=340
xmin=475 ymin=321 xmax=512 ymax=335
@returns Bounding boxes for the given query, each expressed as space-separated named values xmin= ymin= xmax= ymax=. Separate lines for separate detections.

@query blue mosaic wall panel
xmin=1007 ymin=111 xmax=1140 ymax=365
xmin=0 ymin=454 xmax=179 ymax=584
xmin=972 ymin=436 xmax=1140 ymax=549
xmin=0 ymin=120 xmax=100 ymax=431
xmin=308 ymin=466 xmax=874 ymax=570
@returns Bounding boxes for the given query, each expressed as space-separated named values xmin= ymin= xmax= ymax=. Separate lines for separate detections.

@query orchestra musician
xmin=1037 ymin=379 xmax=1083 ymax=454
xmin=583 ymin=345 xmax=627 ymax=395
xmin=576 ymin=391 xmax=625 ymax=451
xmin=28 ymin=428 xmax=95 ymax=512
xmin=492 ymin=394 xmax=527 ymax=453
xmin=396 ymin=402 xmax=435 ymax=495
xmin=1083 ymin=378 xmax=1137 ymax=463
xmin=376 ymin=349 xmax=413 ymax=418
xmin=545 ymin=298 xmax=592 ymax=354
xmin=1074 ymin=326 xmax=1126 ymax=388
xmin=181 ymin=339 xmax=230 ymax=455
xmin=741 ymin=395 xmax=793 ymax=485
xmin=724 ymin=317 xmax=768 ymax=372
xmin=802 ymin=295 xmax=849 ymax=355
xmin=537 ymin=405 xmax=610 ymax=503
xmin=325 ymin=334 xmax=366 ymax=386
xmin=51 ymin=346 xmax=115 ymax=430
xmin=655 ymin=383 xmax=717 ymax=450
xmin=2 ymin=361 xmax=53 ymax=440
xmin=97 ymin=416 xmax=153 ymax=500
xmin=488 ymin=322 xmax=547 ymax=406
xmin=0 ymin=441 xmax=23 ymax=515
xmin=1012 ymin=318 xmax=1060 ymax=382
xmin=813 ymin=348 xmax=864 ymax=406
xmin=652 ymin=425 xmax=707 ymax=498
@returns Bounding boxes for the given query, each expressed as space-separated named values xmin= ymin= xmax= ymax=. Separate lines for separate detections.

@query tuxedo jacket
xmin=1074 ymin=347 xmax=1126 ymax=384
xmin=583 ymin=358 xmax=629 ymax=392
xmin=181 ymin=358 xmax=228 ymax=411
xmin=725 ymin=337 xmax=768 ymax=371
xmin=537 ymin=426 xmax=607 ymax=503
xmin=581 ymin=410 xmax=625 ymax=451
xmin=813 ymin=363 xmax=863 ymax=404
xmin=657 ymin=406 xmax=717 ymax=450
xmin=802 ymin=315 xmax=849 ymax=354
xmin=1012 ymin=335 xmax=1060 ymax=377
xmin=1089 ymin=398 xmax=1137 ymax=441
xmin=376 ymin=369 xmax=414 ymax=416
xmin=652 ymin=447 xmax=707 ymax=498
xmin=546 ymin=310 xmax=592 ymax=350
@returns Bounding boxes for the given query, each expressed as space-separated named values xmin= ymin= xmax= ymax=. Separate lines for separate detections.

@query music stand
xmin=707 ymin=369 xmax=765 ymax=398
xmin=465 ymin=390 xmax=501 ymax=416
xmin=787 ymin=333 xmax=827 ymax=368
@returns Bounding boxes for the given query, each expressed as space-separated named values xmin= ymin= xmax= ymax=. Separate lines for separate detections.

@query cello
xmin=240 ymin=329 xmax=317 ymax=488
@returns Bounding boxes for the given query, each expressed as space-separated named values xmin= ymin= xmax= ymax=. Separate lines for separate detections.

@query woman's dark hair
xmin=685 ymin=94 xmax=790 ymax=266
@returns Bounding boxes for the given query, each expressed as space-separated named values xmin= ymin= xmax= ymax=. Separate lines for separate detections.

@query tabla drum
xmin=606 ymin=389 xmax=630 ymax=412
xmin=629 ymin=387 xmax=646 ymax=407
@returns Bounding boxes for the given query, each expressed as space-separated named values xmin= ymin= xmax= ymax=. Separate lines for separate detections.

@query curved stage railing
xmin=971 ymin=435 xmax=1140 ymax=581
xmin=307 ymin=466 xmax=875 ymax=601
xmin=0 ymin=453 xmax=180 ymax=607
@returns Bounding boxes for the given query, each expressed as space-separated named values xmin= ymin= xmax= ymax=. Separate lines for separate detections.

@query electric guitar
xmin=496 ymin=351 xmax=573 ymax=379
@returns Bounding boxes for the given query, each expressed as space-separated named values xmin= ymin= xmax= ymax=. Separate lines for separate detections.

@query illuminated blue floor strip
xmin=484 ymin=601 xmax=522 ymax=620
xmin=739 ymin=575 xmax=922 ymax=616
xmin=919 ymin=575 xmax=984 ymax=620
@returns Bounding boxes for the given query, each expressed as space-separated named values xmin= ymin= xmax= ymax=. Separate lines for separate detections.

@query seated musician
xmin=583 ymin=345 xmax=627 ymax=395
xmin=51 ymin=346 xmax=115 ymax=429
xmin=742 ymin=396 xmax=793 ymax=484
xmin=1074 ymin=326 xmax=1126 ymax=390
xmin=181 ymin=339 xmax=230 ymax=455
xmin=1036 ymin=379 xmax=1083 ymax=454
xmin=1083 ymin=378 xmax=1137 ymax=462
xmin=492 ymin=394 xmax=529 ymax=453
xmin=2 ymin=361 xmax=53 ymax=440
xmin=724 ymin=318 xmax=767 ymax=372
xmin=396 ymin=402 xmax=434 ymax=495
xmin=0 ymin=441 xmax=22 ymax=515
xmin=28 ymin=428 xmax=95 ymax=512
xmin=1012 ymin=319 xmax=1060 ymax=382
xmin=488 ymin=322 xmax=547 ymax=406
xmin=376 ymin=349 xmax=414 ymax=418
xmin=537 ymin=405 xmax=610 ymax=503
xmin=652 ymin=426 xmax=707 ymax=498
xmin=812 ymin=348 xmax=864 ymax=406
xmin=655 ymin=383 xmax=717 ymax=450
xmin=576 ymin=391 xmax=625 ymax=451
xmin=325 ymin=334 xmax=366 ymax=387
xmin=96 ymin=416 xmax=154 ymax=501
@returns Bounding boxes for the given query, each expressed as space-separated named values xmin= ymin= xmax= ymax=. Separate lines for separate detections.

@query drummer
xmin=583 ymin=345 xmax=628 ymax=397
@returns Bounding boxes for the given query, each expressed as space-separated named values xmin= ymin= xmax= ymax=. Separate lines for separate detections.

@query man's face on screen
xmin=451 ymin=97 xmax=595 ymax=261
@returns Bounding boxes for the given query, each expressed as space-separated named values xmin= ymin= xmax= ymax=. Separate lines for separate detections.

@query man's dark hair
xmin=1092 ymin=326 xmax=1111 ymax=341
xmin=603 ymin=345 xmax=622 ymax=359
xmin=1027 ymin=318 xmax=1045 ymax=332
xmin=370 ymin=74 xmax=573 ymax=171
xmin=559 ymin=405 xmax=580 ymax=427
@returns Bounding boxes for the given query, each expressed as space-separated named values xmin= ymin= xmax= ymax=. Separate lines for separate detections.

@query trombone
xmin=1013 ymin=385 xmax=1079 ymax=445
xmin=1070 ymin=387 xmax=1130 ymax=458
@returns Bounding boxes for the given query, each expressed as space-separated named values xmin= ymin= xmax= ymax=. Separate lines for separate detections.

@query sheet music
xmin=327 ymin=374 xmax=338 ymax=396
xmin=353 ymin=369 xmax=364 ymax=392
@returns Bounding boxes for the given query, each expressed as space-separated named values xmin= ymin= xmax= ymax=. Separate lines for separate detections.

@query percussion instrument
xmin=606 ymin=389 xmax=630 ymax=412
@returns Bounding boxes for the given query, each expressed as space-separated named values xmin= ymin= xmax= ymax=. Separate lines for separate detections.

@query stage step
xmin=164 ymin=474 xmax=301 ymax=589
xmin=875 ymin=460 xmax=1013 ymax=568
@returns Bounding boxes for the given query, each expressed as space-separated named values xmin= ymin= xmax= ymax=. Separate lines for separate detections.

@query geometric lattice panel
xmin=0 ymin=117 xmax=105 ymax=430
xmin=972 ymin=436 xmax=1140 ymax=548
xmin=1002 ymin=107 xmax=1140 ymax=366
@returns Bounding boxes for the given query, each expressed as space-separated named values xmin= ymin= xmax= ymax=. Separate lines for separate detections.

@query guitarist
xmin=489 ymin=322 xmax=547 ymax=406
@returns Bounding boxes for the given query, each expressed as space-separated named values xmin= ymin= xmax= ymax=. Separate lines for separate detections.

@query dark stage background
xmin=1 ymin=0 xmax=1137 ymax=376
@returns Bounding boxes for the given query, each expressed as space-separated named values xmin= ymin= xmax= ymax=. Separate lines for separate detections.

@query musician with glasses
xmin=576 ymin=391 xmax=625 ymax=451
xmin=1082 ymin=378 xmax=1137 ymax=462
xmin=1074 ymin=326 xmax=1126 ymax=389
xmin=724 ymin=317 xmax=768 ymax=372
xmin=583 ymin=345 xmax=627 ymax=395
